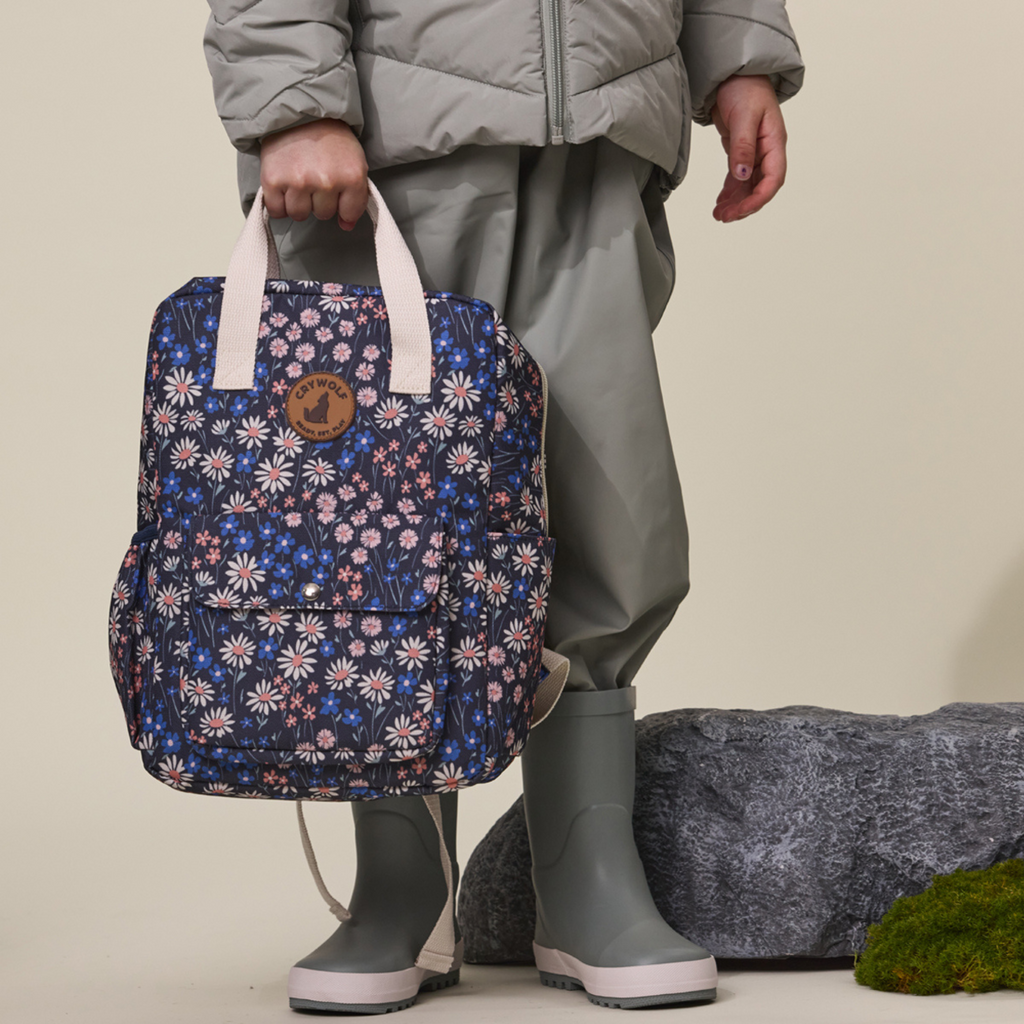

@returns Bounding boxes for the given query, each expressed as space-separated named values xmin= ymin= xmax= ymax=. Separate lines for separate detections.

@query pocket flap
xmin=185 ymin=512 xmax=443 ymax=612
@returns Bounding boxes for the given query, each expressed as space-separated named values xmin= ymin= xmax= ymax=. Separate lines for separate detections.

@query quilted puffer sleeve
xmin=681 ymin=0 xmax=804 ymax=125
xmin=203 ymin=0 xmax=364 ymax=154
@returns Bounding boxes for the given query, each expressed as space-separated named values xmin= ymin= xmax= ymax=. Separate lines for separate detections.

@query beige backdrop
xmin=2 ymin=2 xmax=1022 ymax=1022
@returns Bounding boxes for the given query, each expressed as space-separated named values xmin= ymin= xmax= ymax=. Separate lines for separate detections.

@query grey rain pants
xmin=270 ymin=138 xmax=689 ymax=691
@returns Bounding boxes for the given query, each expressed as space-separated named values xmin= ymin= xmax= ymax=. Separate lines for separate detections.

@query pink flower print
xmin=355 ymin=362 xmax=375 ymax=381
xmin=513 ymin=684 xmax=524 ymax=705
xmin=261 ymin=295 xmax=271 ymax=312
xmin=286 ymin=323 xmax=302 ymax=342
xmin=316 ymin=730 xmax=337 ymax=749
xmin=488 ymin=681 xmax=503 ymax=702
xmin=338 ymin=320 xmax=355 ymax=337
xmin=360 ymin=528 xmax=382 ymax=549
xmin=394 ymin=528 xmax=418 ymax=551
xmin=357 ymin=387 xmax=377 ymax=407
xmin=332 ymin=341 xmax=353 ymax=363
xmin=286 ymin=361 xmax=303 ymax=378
xmin=367 ymin=493 xmax=385 ymax=512
xmin=487 ymin=645 xmax=506 ymax=666
xmin=338 ymin=485 xmax=357 ymax=502
xmin=269 ymin=312 xmax=288 ymax=328
xmin=360 ymin=615 xmax=382 ymax=637
xmin=382 ymin=514 xmax=401 ymax=530
xmin=348 ymin=639 xmax=366 ymax=657
xmin=363 ymin=344 xmax=380 ymax=360
xmin=299 ymin=307 xmax=321 ymax=327
xmin=284 ymin=511 xmax=303 ymax=527
xmin=257 ymin=321 xmax=271 ymax=339
xmin=333 ymin=611 xmax=353 ymax=629
xmin=333 ymin=522 xmax=354 ymax=545
xmin=269 ymin=337 xmax=289 ymax=358
xmin=315 ymin=327 xmax=334 ymax=344
xmin=423 ymin=573 xmax=440 ymax=595
xmin=295 ymin=342 xmax=315 ymax=363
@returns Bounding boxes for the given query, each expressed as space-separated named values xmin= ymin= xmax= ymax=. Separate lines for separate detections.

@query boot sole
xmin=535 ymin=943 xmax=717 ymax=1008
xmin=288 ymin=966 xmax=460 ymax=1014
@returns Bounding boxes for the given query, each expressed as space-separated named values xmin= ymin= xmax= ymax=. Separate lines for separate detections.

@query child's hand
xmin=259 ymin=119 xmax=369 ymax=230
xmin=710 ymin=75 xmax=788 ymax=223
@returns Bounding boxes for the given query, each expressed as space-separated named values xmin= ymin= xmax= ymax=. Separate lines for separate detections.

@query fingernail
xmin=736 ymin=165 xmax=751 ymax=179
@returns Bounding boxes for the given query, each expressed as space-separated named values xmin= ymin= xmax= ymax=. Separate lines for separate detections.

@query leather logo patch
xmin=285 ymin=372 xmax=356 ymax=443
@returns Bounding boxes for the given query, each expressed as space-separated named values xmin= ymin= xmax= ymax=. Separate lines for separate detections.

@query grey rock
xmin=458 ymin=703 xmax=1024 ymax=962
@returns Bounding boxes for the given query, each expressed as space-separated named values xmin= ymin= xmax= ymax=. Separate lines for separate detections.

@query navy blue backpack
xmin=107 ymin=184 xmax=567 ymax=970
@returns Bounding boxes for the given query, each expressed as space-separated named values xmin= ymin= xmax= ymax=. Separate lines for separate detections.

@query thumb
xmin=727 ymin=107 xmax=761 ymax=182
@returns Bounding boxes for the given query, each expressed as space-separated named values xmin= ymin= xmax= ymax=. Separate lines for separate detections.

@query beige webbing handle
xmin=212 ymin=182 xmax=432 ymax=395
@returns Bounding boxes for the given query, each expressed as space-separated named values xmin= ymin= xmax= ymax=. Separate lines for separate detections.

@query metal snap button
xmin=302 ymin=582 xmax=322 ymax=600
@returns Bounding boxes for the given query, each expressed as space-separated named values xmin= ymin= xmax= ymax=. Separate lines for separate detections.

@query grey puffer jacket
xmin=204 ymin=0 xmax=803 ymax=208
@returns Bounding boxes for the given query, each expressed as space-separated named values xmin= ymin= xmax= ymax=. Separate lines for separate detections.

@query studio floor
xmin=4 ymin=959 xmax=1023 ymax=1024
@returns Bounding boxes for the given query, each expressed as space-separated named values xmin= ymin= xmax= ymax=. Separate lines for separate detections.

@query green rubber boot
xmin=288 ymin=794 xmax=461 ymax=1014
xmin=521 ymin=687 xmax=717 ymax=1009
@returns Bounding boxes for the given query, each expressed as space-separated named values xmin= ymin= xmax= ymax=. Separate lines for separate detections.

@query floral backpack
xmin=107 ymin=184 xmax=567 ymax=971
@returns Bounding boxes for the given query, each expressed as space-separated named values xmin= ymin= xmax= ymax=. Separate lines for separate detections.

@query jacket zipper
xmin=541 ymin=0 xmax=566 ymax=144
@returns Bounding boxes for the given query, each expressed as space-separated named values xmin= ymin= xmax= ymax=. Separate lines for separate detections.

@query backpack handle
xmin=212 ymin=182 xmax=432 ymax=395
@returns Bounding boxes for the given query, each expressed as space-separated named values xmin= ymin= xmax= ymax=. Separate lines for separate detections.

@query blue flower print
xmin=195 ymin=364 xmax=212 ymax=385
xmin=169 ymin=343 xmax=190 ymax=365
xmin=257 ymin=638 xmax=278 ymax=660
xmin=464 ymin=730 xmax=480 ymax=750
xmin=353 ymin=431 xmax=374 ymax=452
xmin=210 ymin=664 xmax=227 ymax=683
xmin=513 ymin=578 xmax=529 ymax=600
xmin=457 ymin=518 xmax=472 ymax=536
xmin=319 ymin=640 xmax=335 ymax=656
xmin=342 ymin=708 xmax=362 ymax=727
xmin=195 ymin=334 xmax=213 ymax=355
xmin=233 ymin=530 xmax=255 ymax=551
xmin=294 ymin=545 xmax=317 ymax=570
xmin=202 ymin=314 xmax=219 ymax=331
xmin=463 ymin=594 xmax=482 ymax=617
xmin=163 ymin=472 xmax=181 ymax=494
xmin=472 ymin=709 xmax=486 ymax=727
xmin=461 ymin=492 xmax=479 ymax=510
xmin=258 ymin=522 xmax=277 ymax=541
xmin=459 ymin=537 xmax=475 ymax=556
xmin=438 ymin=476 xmax=457 ymax=499
xmin=237 ymin=451 xmax=256 ymax=472
xmin=450 ymin=347 xmax=470 ymax=369
xmin=337 ymin=449 xmax=356 ymax=469
xmin=192 ymin=647 xmax=213 ymax=670
xmin=204 ymin=396 xmax=220 ymax=413
xmin=434 ymin=330 xmax=453 ymax=353
xmin=229 ymin=395 xmax=247 ymax=416
xmin=273 ymin=561 xmax=294 ymax=581
xmin=268 ymin=582 xmax=285 ymax=600
xmin=161 ymin=733 xmax=182 ymax=754
xmin=184 ymin=487 xmax=203 ymax=505
xmin=397 ymin=674 xmax=415 ymax=695
xmin=321 ymin=693 xmax=341 ymax=715
xmin=275 ymin=533 xmax=296 ymax=555
xmin=441 ymin=739 xmax=460 ymax=762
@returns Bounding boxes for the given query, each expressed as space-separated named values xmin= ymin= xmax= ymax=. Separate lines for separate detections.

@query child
xmin=204 ymin=0 xmax=804 ymax=1012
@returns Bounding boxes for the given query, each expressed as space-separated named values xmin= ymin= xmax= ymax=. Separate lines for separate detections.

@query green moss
xmin=854 ymin=858 xmax=1024 ymax=995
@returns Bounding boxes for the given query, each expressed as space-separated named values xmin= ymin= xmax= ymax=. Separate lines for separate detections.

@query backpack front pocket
xmin=172 ymin=512 xmax=449 ymax=767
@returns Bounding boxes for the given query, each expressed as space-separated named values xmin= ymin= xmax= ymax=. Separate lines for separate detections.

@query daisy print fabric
xmin=108 ymin=278 xmax=553 ymax=800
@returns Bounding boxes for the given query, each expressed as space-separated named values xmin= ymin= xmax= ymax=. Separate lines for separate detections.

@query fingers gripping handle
xmin=212 ymin=183 xmax=432 ymax=394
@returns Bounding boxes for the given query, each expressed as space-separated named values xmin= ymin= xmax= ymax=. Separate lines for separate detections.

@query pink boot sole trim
xmin=533 ymin=942 xmax=718 ymax=999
